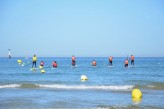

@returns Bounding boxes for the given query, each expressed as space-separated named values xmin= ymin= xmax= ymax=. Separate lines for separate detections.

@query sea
xmin=0 ymin=57 xmax=164 ymax=109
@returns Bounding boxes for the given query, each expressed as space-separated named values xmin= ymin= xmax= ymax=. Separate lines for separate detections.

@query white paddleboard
xmin=51 ymin=67 xmax=57 ymax=69
xmin=30 ymin=68 xmax=38 ymax=70
xmin=108 ymin=66 xmax=114 ymax=68
xmin=71 ymin=65 xmax=77 ymax=67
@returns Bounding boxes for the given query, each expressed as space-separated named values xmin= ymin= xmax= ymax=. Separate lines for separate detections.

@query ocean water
xmin=0 ymin=57 xmax=164 ymax=109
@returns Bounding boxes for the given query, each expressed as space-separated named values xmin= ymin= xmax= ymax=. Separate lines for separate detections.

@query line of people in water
xmin=31 ymin=55 xmax=58 ymax=68
xmin=31 ymin=55 xmax=135 ymax=68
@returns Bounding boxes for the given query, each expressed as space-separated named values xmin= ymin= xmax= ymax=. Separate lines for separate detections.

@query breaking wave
xmin=0 ymin=84 xmax=134 ymax=91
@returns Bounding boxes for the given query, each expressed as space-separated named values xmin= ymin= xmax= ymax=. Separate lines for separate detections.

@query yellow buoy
xmin=81 ymin=75 xmax=88 ymax=81
xmin=132 ymin=89 xmax=142 ymax=98
xmin=132 ymin=97 xmax=142 ymax=104
xmin=41 ymin=69 xmax=45 ymax=73
xmin=17 ymin=60 xmax=22 ymax=63
xmin=39 ymin=66 xmax=43 ymax=69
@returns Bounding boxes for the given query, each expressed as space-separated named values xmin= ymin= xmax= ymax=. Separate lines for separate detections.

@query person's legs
xmin=111 ymin=61 xmax=112 ymax=66
xmin=32 ymin=62 xmax=34 ymax=68
xmin=34 ymin=62 xmax=36 ymax=67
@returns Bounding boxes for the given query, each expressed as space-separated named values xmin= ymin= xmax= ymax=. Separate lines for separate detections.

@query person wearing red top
xmin=124 ymin=59 xmax=128 ymax=68
xmin=92 ymin=60 xmax=97 ymax=66
xmin=40 ymin=61 xmax=44 ymax=66
xmin=109 ymin=56 xmax=113 ymax=66
xmin=131 ymin=55 xmax=135 ymax=66
xmin=72 ymin=55 xmax=76 ymax=66
xmin=52 ymin=61 xmax=57 ymax=68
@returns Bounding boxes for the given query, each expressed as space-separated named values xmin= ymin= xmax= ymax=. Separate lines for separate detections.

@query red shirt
xmin=52 ymin=62 xmax=57 ymax=67
xmin=40 ymin=62 xmax=44 ymax=66
xmin=125 ymin=60 xmax=128 ymax=64
xmin=131 ymin=56 xmax=134 ymax=60
xmin=72 ymin=56 xmax=75 ymax=61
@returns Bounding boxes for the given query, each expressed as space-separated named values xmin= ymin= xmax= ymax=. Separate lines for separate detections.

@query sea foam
xmin=0 ymin=84 xmax=134 ymax=91
xmin=0 ymin=84 xmax=21 ymax=88
xmin=38 ymin=84 xmax=134 ymax=90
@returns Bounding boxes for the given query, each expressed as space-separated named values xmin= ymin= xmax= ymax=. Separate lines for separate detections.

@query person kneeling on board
xmin=124 ymin=58 xmax=128 ymax=68
xmin=52 ymin=61 xmax=58 ymax=68
xmin=92 ymin=60 xmax=97 ymax=66
xmin=72 ymin=55 xmax=76 ymax=66
xmin=131 ymin=55 xmax=135 ymax=66
xmin=109 ymin=56 xmax=113 ymax=66
xmin=39 ymin=61 xmax=44 ymax=69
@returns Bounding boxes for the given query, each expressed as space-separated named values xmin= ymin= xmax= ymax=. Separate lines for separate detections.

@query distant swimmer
xmin=52 ymin=61 xmax=58 ymax=68
xmin=131 ymin=55 xmax=135 ymax=66
xmin=40 ymin=61 xmax=44 ymax=67
xmin=8 ymin=49 xmax=11 ymax=59
xmin=109 ymin=56 xmax=113 ymax=66
xmin=32 ymin=55 xmax=37 ymax=68
xmin=124 ymin=58 xmax=128 ymax=68
xmin=72 ymin=55 xmax=76 ymax=66
xmin=92 ymin=60 xmax=97 ymax=66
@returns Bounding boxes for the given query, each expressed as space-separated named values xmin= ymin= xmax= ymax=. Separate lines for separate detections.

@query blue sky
xmin=0 ymin=0 xmax=164 ymax=57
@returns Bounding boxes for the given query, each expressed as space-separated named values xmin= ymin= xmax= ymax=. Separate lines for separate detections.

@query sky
xmin=0 ymin=0 xmax=164 ymax=57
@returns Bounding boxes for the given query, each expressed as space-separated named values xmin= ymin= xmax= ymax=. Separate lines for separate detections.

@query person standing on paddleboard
xmin=32 ymin=55 xmax=37 ymax=68
xmin=131 ymin=55 xmax=135 ymax=66
xmin=72 ymin=55 xmax=76 ymax=66
xmin=109 ymin=56 xmax=113 ymax=66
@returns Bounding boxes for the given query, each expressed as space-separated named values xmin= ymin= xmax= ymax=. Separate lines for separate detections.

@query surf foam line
xmin=0 ymin=84 xmax=21 ymax=88
xmin=0 ymin=84 xmax=134 ymax=91
xmin=38 ymin=84 xmax=134 ymax=90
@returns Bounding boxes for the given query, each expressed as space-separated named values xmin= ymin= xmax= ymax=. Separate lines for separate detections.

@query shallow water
xmin=0 ymin=57 xmax=164 ymax=108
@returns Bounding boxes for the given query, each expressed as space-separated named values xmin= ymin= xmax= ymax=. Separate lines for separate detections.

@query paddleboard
xmin=51 ymin=67 xmax=57 ymax=69
xmin=71 ymin=65 xmax=77 ymax=67
xmin=92 ymin=66 xmax=97 ymax=68
xmin=21 ymin=63 xmax=26 ymax=67
xmin=129 ymin=66 xmax=135 ymax=68
xmin=108 ymin=66 xmax=114 ymax=68
xmin=30 ymin=68 xmax=38 ymax=70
